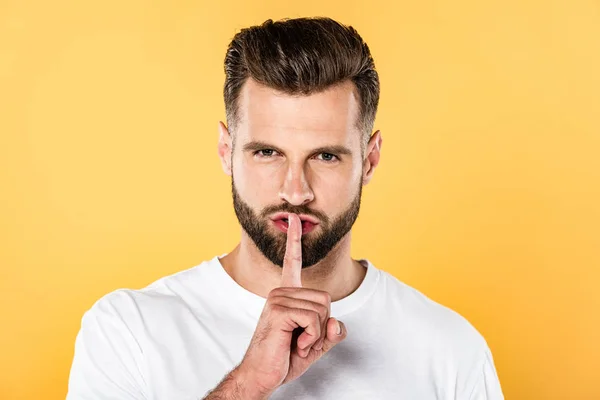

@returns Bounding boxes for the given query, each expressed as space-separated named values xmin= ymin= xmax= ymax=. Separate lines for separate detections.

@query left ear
xmin=362 ymin=130 xmax=382 ymax=185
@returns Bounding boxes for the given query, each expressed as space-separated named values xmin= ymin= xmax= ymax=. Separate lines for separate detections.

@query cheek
xmin=233 ymin=158 xmax=282 ymax=202
xmin=312 ymin=170 xmax=360 ymax=210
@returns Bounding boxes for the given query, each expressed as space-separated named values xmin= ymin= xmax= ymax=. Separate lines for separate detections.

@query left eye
xmin=316 ymin=153 xmax=338 ymax=162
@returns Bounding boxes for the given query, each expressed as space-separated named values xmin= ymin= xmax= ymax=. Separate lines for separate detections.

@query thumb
xmin=321 ymin=317 xmax=347 ymax=353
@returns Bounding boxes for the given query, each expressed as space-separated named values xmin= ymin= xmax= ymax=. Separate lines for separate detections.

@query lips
xmin=270 ymin=213 xmax=319 ymax=235
xmin=270 ymin=212 xmax=320 ymax=225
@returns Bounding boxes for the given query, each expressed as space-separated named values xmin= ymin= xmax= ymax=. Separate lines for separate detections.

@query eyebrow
xmin=242 ymin=140 xmax=353 ymax=156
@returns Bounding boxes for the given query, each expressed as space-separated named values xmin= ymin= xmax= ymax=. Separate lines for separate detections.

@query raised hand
xmin=236 ymin=213 xmax=347 ymax=397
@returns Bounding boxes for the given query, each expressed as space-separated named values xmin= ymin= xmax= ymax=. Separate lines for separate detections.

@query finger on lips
xmin=279 ymin=213 xmax=333 ymax=356
xmin=281 ymin=213 xmax=302 ymax=289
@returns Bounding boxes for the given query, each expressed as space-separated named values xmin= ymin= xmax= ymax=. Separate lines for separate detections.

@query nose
xmin=278 ymin=164 xmax=315 ymax=206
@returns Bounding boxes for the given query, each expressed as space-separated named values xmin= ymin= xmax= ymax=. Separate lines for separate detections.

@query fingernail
xmin=336 ymin=321 xmax=342 ymax=335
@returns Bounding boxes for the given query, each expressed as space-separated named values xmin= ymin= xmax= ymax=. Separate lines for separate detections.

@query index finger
xmin=281 ymin=213 xmax=303 ymax=288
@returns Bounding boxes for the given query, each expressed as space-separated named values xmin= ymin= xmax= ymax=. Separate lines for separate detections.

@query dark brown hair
xmin=223 ymin=17 xmax=380 ymax=149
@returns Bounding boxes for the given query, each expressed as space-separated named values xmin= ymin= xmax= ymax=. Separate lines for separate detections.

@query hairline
xmin=227 ymin=77 xmax=371 ymax=155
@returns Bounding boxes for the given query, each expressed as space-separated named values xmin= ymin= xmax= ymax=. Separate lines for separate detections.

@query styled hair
xmin=223 ymin=17 xmax=380 ymax=149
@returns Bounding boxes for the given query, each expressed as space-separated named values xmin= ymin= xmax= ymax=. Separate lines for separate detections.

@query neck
xmin=219 ymin=230 xmax=367 ymax=301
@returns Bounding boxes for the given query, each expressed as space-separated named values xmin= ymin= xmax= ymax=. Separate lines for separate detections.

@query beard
xmin=231 ymin=176 xmax=363 ymax=269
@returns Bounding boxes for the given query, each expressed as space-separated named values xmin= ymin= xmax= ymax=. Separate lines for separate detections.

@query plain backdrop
xmin=1 ymin=0 xmax=599 ymax=399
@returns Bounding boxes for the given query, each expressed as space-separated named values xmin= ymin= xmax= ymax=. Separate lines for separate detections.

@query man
xmin=67 ymin=17 xmax=504 ymax=399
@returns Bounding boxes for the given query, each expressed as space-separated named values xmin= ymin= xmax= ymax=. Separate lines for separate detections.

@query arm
xmin=202 ymin=365 xmax=272 ymax=400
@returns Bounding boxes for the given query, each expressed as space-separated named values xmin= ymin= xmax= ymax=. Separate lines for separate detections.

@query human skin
xmin=204 ymin=213 xmax=348 ymax=399
xmin=217 ymin=77 xmax=383 ymax=302
xmin=204 ymin=77 xmax=383 ymax=398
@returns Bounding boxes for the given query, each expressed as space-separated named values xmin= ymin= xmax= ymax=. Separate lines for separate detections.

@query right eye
xmin=254 ymin=149 xmax=279 ymax=158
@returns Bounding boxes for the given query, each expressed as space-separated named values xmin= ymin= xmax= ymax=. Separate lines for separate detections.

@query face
xmin=231 ymin=173 xmax=362 ymax=268
xmin=218 ymin=78 xmax=382 ymax=268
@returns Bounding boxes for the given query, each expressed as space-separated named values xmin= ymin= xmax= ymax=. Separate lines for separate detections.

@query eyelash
xmin=254 ymin=149 xmax=339 ymax=163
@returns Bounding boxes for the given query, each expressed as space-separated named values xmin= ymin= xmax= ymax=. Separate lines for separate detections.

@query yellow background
xmin=1 ymin=1 xmax=599 ymax=399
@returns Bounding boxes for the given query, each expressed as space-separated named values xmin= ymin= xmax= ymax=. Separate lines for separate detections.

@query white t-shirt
xmin=67 ymin=255 xmax=504 ymax=399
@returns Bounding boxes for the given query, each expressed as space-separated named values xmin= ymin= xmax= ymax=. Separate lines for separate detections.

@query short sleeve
xmin=467 ymin=346 xmax=504 ymax=400
xmin=67 ymin=292 xmax=148 ymax=400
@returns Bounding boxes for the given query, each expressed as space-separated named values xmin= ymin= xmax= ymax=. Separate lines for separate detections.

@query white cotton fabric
xmin=67 ymin=254 xmax=504 ymax=399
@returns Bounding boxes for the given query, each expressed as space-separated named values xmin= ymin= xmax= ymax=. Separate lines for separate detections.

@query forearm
xmin=203 ymin=366 xmax=272 ymax=400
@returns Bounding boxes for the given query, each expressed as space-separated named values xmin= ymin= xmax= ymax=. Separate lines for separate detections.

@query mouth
xmin=270 ymin=213 xmax=320 ymax=235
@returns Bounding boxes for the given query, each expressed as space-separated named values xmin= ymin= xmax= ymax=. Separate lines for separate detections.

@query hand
xmin=237 ymin=213 xmax=347 ymax=396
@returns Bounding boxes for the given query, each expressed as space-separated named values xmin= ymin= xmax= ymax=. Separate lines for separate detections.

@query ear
xmin=362 ymin=130 xmax=382 ymax=185
xmin=217 ymin=121 xmax=233 ymax=176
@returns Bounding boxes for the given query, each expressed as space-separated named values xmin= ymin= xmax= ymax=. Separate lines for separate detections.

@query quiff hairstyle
xmin=223 ymin=17 xmax=380 ymax=151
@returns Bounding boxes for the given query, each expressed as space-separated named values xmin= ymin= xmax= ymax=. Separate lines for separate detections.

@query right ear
xmin=217 ymin=121 xmax=232 ymax=176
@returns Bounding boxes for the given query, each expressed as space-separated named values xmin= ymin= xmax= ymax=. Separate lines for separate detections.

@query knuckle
xmin=317 ymin=304 xmax=328 ymax=318
xmin=284 ymin=253 xmax=301 ymax=262
xmin=310 ymin=310 xmax=321 ymax=327
xmin=265 ymin=298 xmax=278 ymax=310
xmin=269 ymin=303 xmax=285 ymax=315
xmin=320 ymin=291 xmax=331 ymax=305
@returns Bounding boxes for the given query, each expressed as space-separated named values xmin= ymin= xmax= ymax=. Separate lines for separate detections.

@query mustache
xmin=260 ymin=204 xmax=328 ymax=223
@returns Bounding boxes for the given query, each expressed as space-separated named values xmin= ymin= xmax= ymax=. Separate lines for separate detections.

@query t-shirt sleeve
xmin=467 ymin=346 xmax=504 ymax=400
xmin=66 ymin=292 xmax=147 ymax=400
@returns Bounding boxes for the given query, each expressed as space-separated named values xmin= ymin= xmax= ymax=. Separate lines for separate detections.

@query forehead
xmin=236 ymin=78 xmax=361 ymax=144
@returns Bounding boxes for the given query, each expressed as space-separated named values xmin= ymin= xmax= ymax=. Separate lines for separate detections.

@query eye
xmin=315 ymin=153 xmax=339 ymax=163
xmin=254 ymin=149 xmax=279 ymax=158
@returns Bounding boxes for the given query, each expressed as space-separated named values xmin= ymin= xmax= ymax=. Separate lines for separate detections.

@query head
xmin=218 ymin=17 xmax=382 ymax=269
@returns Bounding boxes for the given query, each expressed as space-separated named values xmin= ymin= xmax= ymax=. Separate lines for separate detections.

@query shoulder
xmin=378 ymin=269 xmax=490 ymax=358
xmin=82 ymin=258 xmax=215 ymax=330
xmin=377 ymin=269 xmax=502 ymax=396
xmin=67 ymin=258 xmax=217 ymax=398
